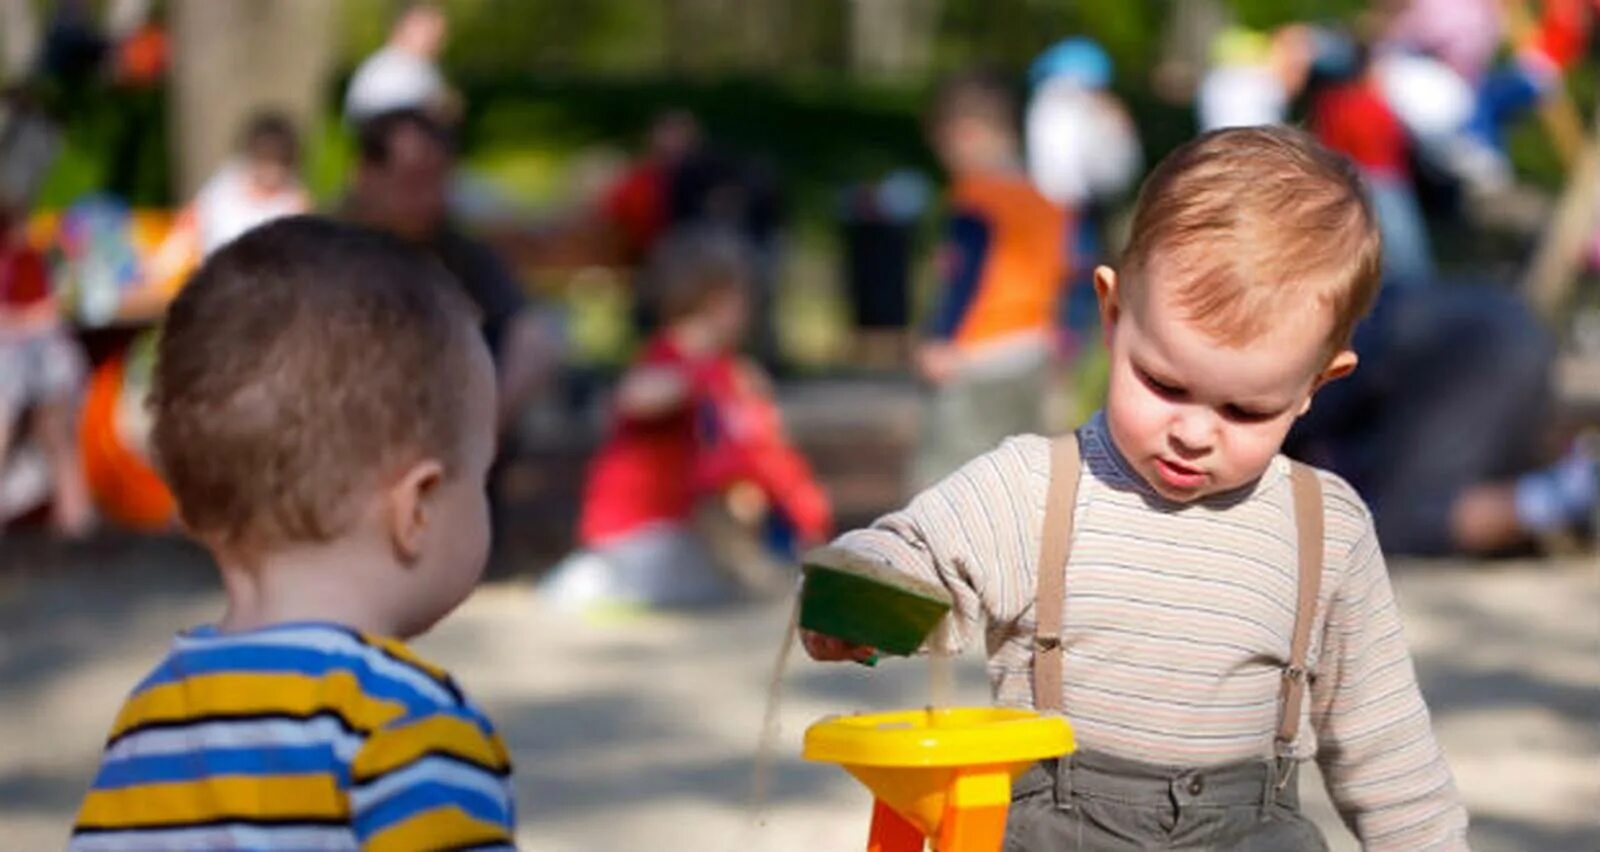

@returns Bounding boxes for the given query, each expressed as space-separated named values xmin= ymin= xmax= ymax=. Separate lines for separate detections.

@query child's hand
xmin=916 ymin=342 xmax=959 ymax=385
xmin=725 ymin=480 xmax=769 ymax=526
xmin=801 ymin=629 xmax=878 ymax=664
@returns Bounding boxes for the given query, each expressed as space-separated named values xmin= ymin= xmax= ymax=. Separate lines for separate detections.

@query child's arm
xmin=349 ymin=709 xmax=516 ymax=850
xmin=1310 ymin=502 xmax=1470 ymax=850
xmin=918 ymin=208 xmax=990 ymax=384
xmin=613 ymin=364 xmax=690 ymax=419
xmin=804 ymin=435 xmax=1048 ymax=659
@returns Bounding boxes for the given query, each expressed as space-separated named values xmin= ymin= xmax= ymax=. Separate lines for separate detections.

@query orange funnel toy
xmin=804 ymin=707 xmax=1073 ymax=851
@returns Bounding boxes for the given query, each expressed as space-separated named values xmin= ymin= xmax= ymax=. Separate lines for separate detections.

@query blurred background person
xmin=543 ymin=226 xmax=830 ymax=611
xmin=598 ymin=110 xmax=702 ymax=272
xmin=912 ymin=70 xmax=1066 ymax=488
xmin=664 ymin=138 xmax=786 ymax=369
xmin=1196 ymin=24 xmax=1313 ymax=131
xmin=1310 ymin=38 xmax=1437 ymax=288
xmin=0 ymin=202 xmax=89 ymax=536
xmin=344 ymin=108 xmax=552 ymax=437
xmin=1290 ymin=283 xmax=1596 ymax=556
xmin=1025 ymin=36 xmax=1142 ymax=344
xmin=837 ymin=168 xmax=930 ymax=371
xmin=343 ymin=1 xmax=455 ymax=125
xmin=343 ymin=108 xmax=557 ymax=572
xmin=153 ymin=110 xmax=310 ymax=270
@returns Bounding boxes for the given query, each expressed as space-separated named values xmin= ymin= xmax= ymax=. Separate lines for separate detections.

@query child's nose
xmin=1168 ymin=409 xmax=1215 ymax=456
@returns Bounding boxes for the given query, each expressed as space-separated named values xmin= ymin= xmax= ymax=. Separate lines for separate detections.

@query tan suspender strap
xmin=1278 ymin=461 xmax=1325 ymax=752
xmin=1032 ymin=434 xmax=1081 ymax=714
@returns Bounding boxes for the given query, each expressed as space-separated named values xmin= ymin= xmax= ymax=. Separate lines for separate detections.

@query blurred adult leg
xmin=1356 ymin=287 xmax=1554 ymax=554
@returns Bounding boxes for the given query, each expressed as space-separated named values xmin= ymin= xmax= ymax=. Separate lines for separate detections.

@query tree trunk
xmin=0 ymin=0 xmax=38 ymax=82
xmin=168 ymin=0 xmax=334 ymax=199
xmin=848 ymin=0 xmax=938 ymax=80
xmin=1521 ymin=107 xmax=1600 ymax=324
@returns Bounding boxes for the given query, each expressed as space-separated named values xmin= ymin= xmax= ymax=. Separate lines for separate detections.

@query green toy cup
xmin=799 ymin=546 xmax=953 ymax=658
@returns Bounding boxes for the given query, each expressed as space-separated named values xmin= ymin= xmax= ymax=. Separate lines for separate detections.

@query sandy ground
xmin=0 ymin=538 xmax=1595 ymax=851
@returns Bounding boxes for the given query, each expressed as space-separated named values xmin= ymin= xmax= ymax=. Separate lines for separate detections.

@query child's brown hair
xmin=643 ymin=225 xmax=750 ymax=326
xmin=151 ymin=216 xmax=480 ymax=552
xmin=1120 ymin=126 xmax=1381 ymax=354
xmin=239 ymin=111 xmax=299 ymax=169
xmin=926 ymin=68 xmax=1017 ymax=137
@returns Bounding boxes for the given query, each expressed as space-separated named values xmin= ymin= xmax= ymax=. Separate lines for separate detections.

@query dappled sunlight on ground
xmin=0 ymin=536 xmax=1594 ymax=851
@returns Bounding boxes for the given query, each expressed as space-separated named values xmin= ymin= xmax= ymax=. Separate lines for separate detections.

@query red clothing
xmin=0 ymin=244 xmax=51 ymax=308
xmin=115 ymin=24 xmax=169 ymax=87
xmin=694 ymin=367 xmax=832 ymax=545
xmin=601 ymin=162 xmax=670 ymax=264
xmin=1311 ymin=80 xmax=1410 ymax=180
xmin=579 ymin=336 xmax=831 ymax=547
xmin=1532 ymin=0 xmax=1589 ymax=70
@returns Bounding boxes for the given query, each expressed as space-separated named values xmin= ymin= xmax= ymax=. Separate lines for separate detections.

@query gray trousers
xmin=912 ymin=357 xmax=1050 ymax=491
xmin=1005 ymin=749 xmax=1328 ymax=852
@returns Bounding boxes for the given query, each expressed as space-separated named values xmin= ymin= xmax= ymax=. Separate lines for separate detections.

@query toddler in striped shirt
xmin=804 ymin=127 xmax=1470 ymax=850
xmin=72 ymin=217 xmax=516 ymax=851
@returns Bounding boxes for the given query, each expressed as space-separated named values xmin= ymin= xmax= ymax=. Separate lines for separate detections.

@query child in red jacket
xmin=543 ymin=226 xmax=830 ymax=610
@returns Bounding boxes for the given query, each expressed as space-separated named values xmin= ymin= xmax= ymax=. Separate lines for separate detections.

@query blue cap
xmin=1029 ymin=37 xmax=1113 ymax=89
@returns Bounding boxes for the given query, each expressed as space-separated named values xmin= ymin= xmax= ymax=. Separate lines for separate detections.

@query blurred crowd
xmin=1 ymin=0 xmax=1597 ymax=608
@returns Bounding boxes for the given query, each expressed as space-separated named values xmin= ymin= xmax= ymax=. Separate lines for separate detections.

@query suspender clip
xmin=1035 ymin=636 xmax=1061 ymax=651
xmin=1273 ymin=754 xmax=1297 ymax=793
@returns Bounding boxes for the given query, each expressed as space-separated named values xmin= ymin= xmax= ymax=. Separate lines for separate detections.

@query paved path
xmin=0 ymin=539 xmax=1594 ymax=851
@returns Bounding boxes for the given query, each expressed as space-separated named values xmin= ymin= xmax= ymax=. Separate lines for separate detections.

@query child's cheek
xmin=1233 ymin=421 xmax=1289 ymax=480
xmin=1106 ymin=374 xmax=1158 ymax=456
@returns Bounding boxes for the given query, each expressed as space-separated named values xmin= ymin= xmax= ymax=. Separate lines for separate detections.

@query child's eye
xmin=1138 ymin=368 xmax=1184 ymax=399
xmin=1222 ymin=404 xmax=1274 ymax=423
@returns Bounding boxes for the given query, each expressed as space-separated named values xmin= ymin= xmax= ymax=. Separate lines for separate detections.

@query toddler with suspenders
xmin=802 ymin=128 xmax=1470 ymax=850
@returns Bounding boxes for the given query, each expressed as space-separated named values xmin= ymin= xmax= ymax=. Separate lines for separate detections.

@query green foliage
xmin=37 ymin=87 xmax=171 ymax=209
xmin=455 ymin=73 xmax=936 ymax=222
xmin=32 ymin=0 xmax=1591 ymax=225
xmin=304 ymin=117 xmax=358 ymax=205
xmin=441 ymin=0 xmax=670 ymax=74
xmin=1227 ymin=0 xmax=1365 ymax=29
xmin=337 ymin=0 xmax=396 ymax=65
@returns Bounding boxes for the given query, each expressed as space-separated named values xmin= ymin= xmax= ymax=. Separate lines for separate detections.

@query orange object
xmin=868 ymin=800 xmax=924 ymax=852
xmin=935 ymin=770 xmax=1012 ymax=851
xmin=944 ymin=174 xmax=1068 ymax=350
xmin=80 ymin=353 xmax=175 ymax=530
xmin=805 ymin=707 xmax=1073 ymax=852
xmin=116 ymin=24 xmax=169 ymax=87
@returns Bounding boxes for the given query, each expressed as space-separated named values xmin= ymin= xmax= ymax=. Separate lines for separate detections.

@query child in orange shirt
xmin=914 ymin=71 xmax=1068 ymax=488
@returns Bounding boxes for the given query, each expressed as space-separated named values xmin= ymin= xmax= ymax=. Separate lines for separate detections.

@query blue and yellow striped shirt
xmin=71 ymin=622 xmax=516 ymax=851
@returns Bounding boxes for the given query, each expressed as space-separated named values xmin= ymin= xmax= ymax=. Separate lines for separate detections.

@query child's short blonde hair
xmin=1120 ymin=126 xmax=1381 ymax=353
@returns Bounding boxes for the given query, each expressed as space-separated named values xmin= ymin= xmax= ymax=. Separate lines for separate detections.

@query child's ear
xmin=1093 ymin=265 xmax=1121 ymax=343
xmin=386 ymin=458 xmax=446 ymax=563
xmin=1299 ymin=349 xmax=1359 ymax=415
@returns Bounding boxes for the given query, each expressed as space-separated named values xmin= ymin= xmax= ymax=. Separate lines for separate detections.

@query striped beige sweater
xmin=835 ymin=412 xmax=1469 ymax=850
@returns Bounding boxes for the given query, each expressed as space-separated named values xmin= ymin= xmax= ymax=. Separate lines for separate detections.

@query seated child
xmin=543 ymin=226 xmax=831 ymax=610
xmin=803 ymin=127 xmax=1469 ymax=850
xmin=0 ymin=208 xmax=90 ymax=534
xmin=71 ymin=218 xmax=516 ymax=850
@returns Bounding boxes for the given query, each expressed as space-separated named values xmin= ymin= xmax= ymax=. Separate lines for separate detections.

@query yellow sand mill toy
xmin=804 ymin=707 xmax=1074 ymax=851
xmin=797 ymin=548 xmax=1076 ymax=850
